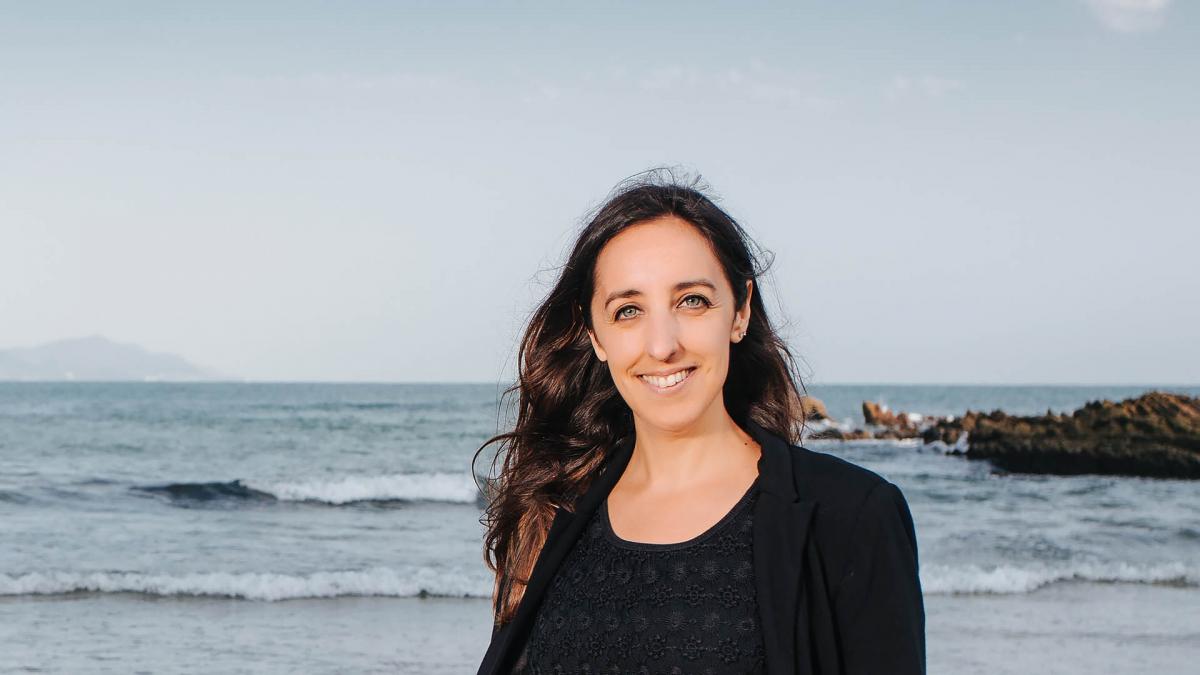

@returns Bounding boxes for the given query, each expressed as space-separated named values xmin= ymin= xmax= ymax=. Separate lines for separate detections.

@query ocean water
xmin=1 ymin=382 xmax=1198 ymax=674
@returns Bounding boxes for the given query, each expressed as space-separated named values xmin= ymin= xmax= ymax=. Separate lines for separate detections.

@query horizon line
xmin=1 ymin=379 xmax=1198 ymax=388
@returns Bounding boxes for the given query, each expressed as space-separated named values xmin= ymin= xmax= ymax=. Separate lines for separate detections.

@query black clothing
xmin=478 ymin=420 xmax=926 ymax=675
xmin=517 ymin=476 xmax=766 ymax=674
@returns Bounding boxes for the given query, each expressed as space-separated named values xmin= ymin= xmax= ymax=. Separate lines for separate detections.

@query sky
xmin=1 ymin=0 xmax=1196 ymax=384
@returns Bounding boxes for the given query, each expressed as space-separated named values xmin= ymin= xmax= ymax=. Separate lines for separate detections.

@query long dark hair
xmin=472 ymin=169 xmax=808 ymax=627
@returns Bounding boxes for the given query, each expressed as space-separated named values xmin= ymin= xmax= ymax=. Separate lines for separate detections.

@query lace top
xmin=515 ymin=476 xmax=766 ymax=674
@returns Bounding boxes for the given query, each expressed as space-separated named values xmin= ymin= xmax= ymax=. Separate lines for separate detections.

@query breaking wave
xmin=921 ymin=560 xmax=1197 ymax=595
xmin=132 ymin=472 xmax=480 ymax=506
xmin=0 ymin=567 xmax=489 ymax=601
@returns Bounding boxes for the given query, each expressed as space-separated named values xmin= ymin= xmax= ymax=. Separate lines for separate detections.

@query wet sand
xmin=3 ymin=581 xmax=1198 ymax=673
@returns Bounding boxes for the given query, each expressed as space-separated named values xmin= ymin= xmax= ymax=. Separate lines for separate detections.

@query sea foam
xmin=921 ymin=560 xmax=1197 ymax=595
xmin=133 ymin=472 xmax=481 ymax=506
xmin=243 ymin=472 xmax=479 ymax=505
xmin=5 ymin=560 xmax=1194 ymax=601
xmin=0 ymin=566 xmax=489 ymax=601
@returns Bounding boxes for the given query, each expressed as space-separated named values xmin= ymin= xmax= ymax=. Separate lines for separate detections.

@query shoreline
xmin=3 ymin=581 xmax=1197 ymax=674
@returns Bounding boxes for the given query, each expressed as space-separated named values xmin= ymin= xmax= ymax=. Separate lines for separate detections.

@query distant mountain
xmin=0 ymin=335 xmax=226 ymax=382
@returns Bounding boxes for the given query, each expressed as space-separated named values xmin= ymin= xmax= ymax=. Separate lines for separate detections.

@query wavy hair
xmin=472 ymin=169 xmax=808 ymax=628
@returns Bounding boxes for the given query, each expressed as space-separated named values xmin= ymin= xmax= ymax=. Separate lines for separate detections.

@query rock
xmin=801 ymin=398 xmax=940 ymax=441
xmin=863 ymin=401 xmax=906 ymax=428
xmin=922 ymin=391 xmax=1200 ymax=479
xmin=797 ymin=396 xmax=830 ymax=422
xmin=861 ymin=400 xmax=925 ymax=439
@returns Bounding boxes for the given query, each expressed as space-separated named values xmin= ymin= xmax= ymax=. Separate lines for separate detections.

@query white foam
xmin=244 ymin=472 xmax=479 ymax=505
xmin=923 ymin=430 xmax=969 ymax=454
xmin=6 ymin=561 xmax=1192 ymax=601
xmin=953 ymin=430 xmax=970 ymax=452
xmin=921 ymin=560 xmax=1197 ymax=595
xmin=0 ymin=566 xmax=491 ymax=601
xmin=805 ymin=436 xmax=922 ymax=447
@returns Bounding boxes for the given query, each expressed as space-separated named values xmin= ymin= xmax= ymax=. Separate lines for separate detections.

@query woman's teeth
xmin=639 ymin=368 xmax=694 ymax=389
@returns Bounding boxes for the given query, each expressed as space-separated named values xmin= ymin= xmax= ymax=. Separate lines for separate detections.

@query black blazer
xmin=477 ymin=419 xmax=926 ymax=675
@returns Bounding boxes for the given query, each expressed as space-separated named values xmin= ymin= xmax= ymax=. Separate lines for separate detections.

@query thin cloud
xmin=631 ymin=64 xmax=835 ymax=111
xmin=1084 ymin=0 xmax=1172 ymax=33
xmin=886 ymin=74 xmax=964 ymax=100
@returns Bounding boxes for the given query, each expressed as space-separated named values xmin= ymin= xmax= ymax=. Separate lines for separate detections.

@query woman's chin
xmin=631 ymin=405 xmax=709 ymax=435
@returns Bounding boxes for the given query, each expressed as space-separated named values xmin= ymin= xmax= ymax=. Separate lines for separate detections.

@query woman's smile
xmin=637 ymin=366 xmax=697 ymax=394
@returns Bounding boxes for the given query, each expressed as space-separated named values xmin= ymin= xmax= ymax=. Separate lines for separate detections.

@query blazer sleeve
xmin=831 ymin=480 xmax=926 ymax=674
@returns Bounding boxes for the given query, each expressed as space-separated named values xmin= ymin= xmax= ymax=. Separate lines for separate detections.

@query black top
xmin=515 ymin=476 xmax=766 ymax=674
xmin=479 ymin=421 xmax=926 ymax=675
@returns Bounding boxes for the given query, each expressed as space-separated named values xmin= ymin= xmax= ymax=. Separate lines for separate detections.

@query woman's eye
xmin=615 ymin=295 xmax=709 ymax=321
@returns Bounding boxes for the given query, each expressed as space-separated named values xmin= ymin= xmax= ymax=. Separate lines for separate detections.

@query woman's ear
xmin=732 ymin=279 xmax=753 ymax=341
xmin=586 ymin=327 xmax=608 ymax=363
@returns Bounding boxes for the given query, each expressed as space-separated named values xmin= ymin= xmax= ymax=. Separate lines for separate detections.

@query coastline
xmin=3 ymin=581 xmax=1197 ymax=674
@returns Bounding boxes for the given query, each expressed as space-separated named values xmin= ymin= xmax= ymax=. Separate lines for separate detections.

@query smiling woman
xmin=472 ymin=169 xmax=925 ymax=674
xmin=586 ymin=215 xmax=754 ymax=434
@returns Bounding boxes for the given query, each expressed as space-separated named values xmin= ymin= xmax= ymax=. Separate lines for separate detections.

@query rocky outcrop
xmin=861 ymin=401 xmax=930 ymax=439
xmin=862 ymin=400 xmax=907 ymax=428
xmin=805 ymin=398 xmax=936 ymax=441
xmin=800 ymin=396 xmax=874 ymax=439
xmin=797 ymin=396 xmax=829 ymax=422
xmin=921 ymin=391 xmax=1200 ymax=479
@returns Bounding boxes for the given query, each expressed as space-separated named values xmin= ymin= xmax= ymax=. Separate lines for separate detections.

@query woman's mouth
xmin=638 ymin=367 xmax=696 ymax=394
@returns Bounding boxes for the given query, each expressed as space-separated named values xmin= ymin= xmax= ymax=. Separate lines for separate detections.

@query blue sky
xmin=1 ymin=1 xmax=1196 ymax=383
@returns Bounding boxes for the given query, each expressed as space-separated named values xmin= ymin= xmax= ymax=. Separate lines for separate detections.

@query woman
xmin=474 ymin=171 xmax=925 ymax=674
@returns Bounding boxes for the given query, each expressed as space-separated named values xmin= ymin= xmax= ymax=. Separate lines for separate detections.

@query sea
xmin=2 ymin=382 xmax=1198 ymax=674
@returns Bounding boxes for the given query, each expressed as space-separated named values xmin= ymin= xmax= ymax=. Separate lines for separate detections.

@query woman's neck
xmin=623 ymin=409 xmax=760 ymax=493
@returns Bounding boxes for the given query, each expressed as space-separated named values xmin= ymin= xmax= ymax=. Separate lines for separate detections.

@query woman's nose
xmin=644 ymin=312 xmax=680 ymax=362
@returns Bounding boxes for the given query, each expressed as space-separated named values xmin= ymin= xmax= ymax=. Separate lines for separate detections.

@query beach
xmin=2 ymin=382 xmax=1197 ymax=673
xmin=4 ymin=583 xmax=1198 ymax=674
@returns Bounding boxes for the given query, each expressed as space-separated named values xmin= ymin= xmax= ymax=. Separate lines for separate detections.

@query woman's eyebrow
xmin=603 ymin=279 xmax=717 ymax=308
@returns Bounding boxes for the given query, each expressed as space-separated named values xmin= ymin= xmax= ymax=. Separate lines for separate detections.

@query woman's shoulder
xmin=789 ymin=443 xmax=894 ymax=505
xmin=785 ymin=443 xmax=914 ymax=554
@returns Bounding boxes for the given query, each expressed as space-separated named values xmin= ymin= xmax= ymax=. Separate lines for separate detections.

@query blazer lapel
xmin=476 ymin=434 xmax=635 ymax=675
xmin=748 ymin=420 xmax=818 ymax=675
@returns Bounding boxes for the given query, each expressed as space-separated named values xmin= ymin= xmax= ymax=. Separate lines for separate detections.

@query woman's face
xmin=586 ymin=215 xmax=752 ymax=433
